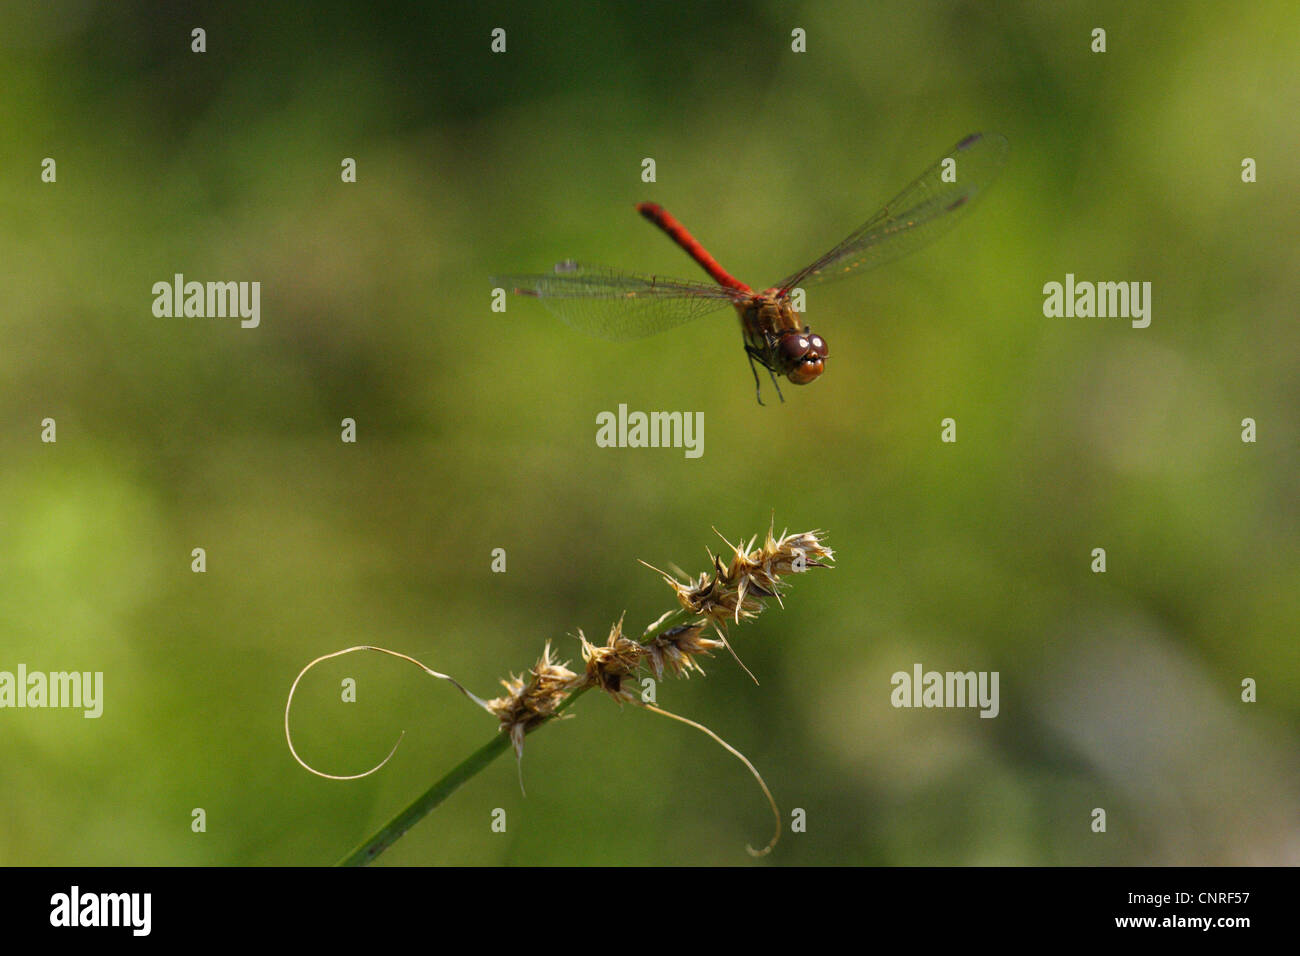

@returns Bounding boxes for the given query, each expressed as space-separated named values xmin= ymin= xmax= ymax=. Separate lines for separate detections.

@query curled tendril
xmin=284 ymin=645 xmax=489 ymax=780
xmin=638 ymin=702 xmax=781 ymax=857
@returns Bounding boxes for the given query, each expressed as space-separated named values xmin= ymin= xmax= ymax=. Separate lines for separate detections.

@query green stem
xmin=337 ymin=687 xmax=589 ymax=866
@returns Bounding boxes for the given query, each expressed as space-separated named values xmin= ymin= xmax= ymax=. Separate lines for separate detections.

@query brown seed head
xmin=486 ymin=641 xmax=578 ymax=758
xmin=649 ymin=559 xmax=764 ymax=628
xmin=719 ymin=528 xmax=834 ymax=615
xmin=577 ymin=616 xmax=645 ymax=703
xmin=764 ymin=529 xmax=834 ymax=575
xmin=644 ymin=623 xmax=725 ymax=679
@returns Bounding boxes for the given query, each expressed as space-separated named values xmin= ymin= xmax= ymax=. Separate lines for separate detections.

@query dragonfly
xmin=496 ymin=132 xmax=1008 ymax=404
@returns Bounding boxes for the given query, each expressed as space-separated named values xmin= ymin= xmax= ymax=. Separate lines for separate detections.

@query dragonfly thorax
xmin=737 ymin=296 xmax=830 ymax=385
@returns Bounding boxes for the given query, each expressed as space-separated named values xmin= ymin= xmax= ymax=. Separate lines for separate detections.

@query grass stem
xmin=337 ymin=687 xmax=589 ymax=866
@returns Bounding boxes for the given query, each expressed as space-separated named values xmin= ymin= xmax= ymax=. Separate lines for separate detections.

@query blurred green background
xmin=1 ymin=1 xmax=1296 ymax=865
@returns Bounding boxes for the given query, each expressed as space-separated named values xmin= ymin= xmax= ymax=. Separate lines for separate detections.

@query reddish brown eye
xmin=778 ymin=332 xmax=811 ymax=364
xmin=806 ymin=333 xmax=828 ymax=358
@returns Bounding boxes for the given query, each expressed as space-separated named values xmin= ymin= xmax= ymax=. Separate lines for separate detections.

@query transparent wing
xmin=774 ymin=132 xmax=1009 ymax=294
xmin=493 ymin=260 xmax=741 ymax=341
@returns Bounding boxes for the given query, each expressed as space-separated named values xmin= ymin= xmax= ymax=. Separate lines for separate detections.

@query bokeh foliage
xmin=0 ymin=1 xmax=1295 ymax=864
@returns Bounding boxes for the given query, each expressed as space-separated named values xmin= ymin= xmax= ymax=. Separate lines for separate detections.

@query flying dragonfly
xmin=496 ymin=132 xmax=1009 ymax=404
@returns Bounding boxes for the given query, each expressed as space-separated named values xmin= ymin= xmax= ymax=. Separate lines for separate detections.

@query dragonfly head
xmin=777 ymin=329 xmax=829 ymax=384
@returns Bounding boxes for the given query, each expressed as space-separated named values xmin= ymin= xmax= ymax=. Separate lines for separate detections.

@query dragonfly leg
xmin=745 ymin=346 xmax=787 ymax=405
xmin=758 ymin=334 xmax=787 ymax=404
xmin=745 ymin=349 xmax=767 ymax=406
xmin=767 ymin=367 xmax=785 ymax=403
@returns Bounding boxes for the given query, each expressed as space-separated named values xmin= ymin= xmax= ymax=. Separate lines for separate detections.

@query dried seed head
xmin=644 ymin=623 xmax=725 ymax=679
xmin=577 ymin=616 xmax=645 ymax=703
xmin=644 ymin=558 xmax=764 ymax=628
xmin=486 ymin=641 xmax=578 ymax=758
xmin=719 ymin=527 xmax=834 ymax=615
xmin=644 ymin=528 xmax=832 ymax=637
xmin=764 ymin=529 xmax=834 ymax=576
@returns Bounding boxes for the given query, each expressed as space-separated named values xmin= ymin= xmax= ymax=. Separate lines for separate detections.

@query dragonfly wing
xmin=493 ymin=261 xmax=740 ymax=341
xmin=774 ymin=132 xmax=1009 ymax=293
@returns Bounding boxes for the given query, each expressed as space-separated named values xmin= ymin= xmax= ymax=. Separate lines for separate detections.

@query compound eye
xmin=778 ymin=332 xmax=811 ymax=364
xmin=806 ymin=333 xmax=828 ymax=358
